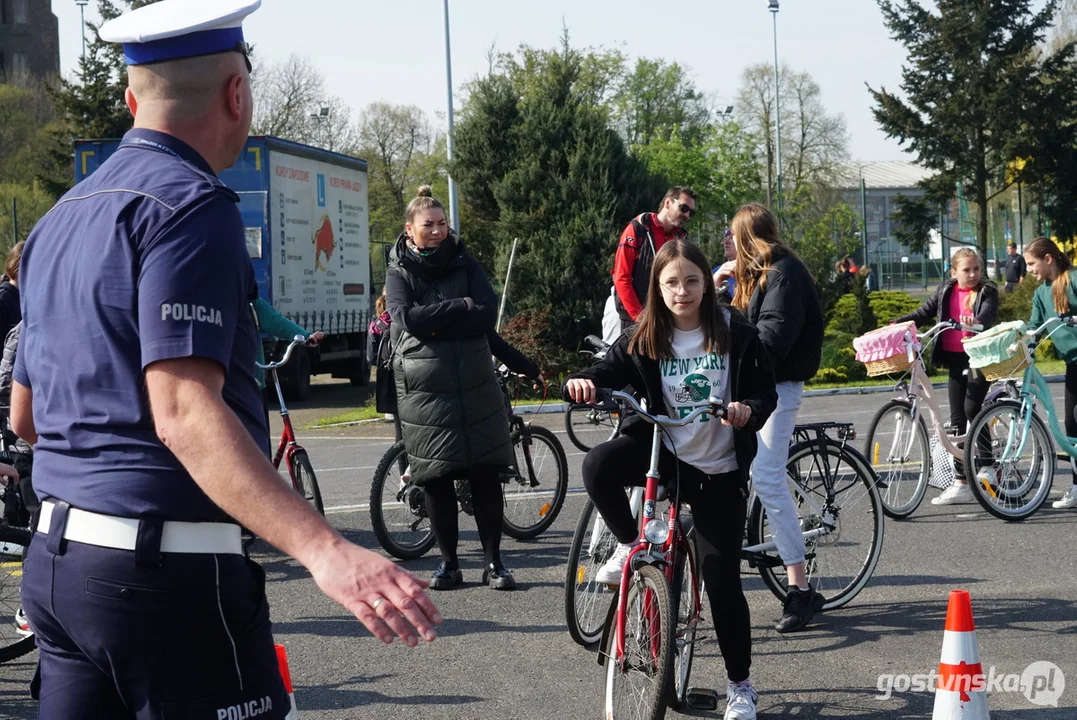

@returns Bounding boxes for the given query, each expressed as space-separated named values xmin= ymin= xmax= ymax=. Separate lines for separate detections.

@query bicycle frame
xmin=267 ymin=364 xmax=300 ymax=473
xmin=1003 ymin=320 xmax=1077 ymax=462
xmin=887 ymin=321 xmax=985 ymax=461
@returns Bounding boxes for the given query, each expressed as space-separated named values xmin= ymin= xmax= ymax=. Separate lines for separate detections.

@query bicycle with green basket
xmin=961 ymin=316 xmax=1077 ymax=520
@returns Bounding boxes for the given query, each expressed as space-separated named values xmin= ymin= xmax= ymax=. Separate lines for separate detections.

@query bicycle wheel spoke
xmin=605 ymin=566 xmax=671 ymax=720
xmin=502 ymin=428 xmax=567 ymax=539
xmin=866 ymin=402 xmax=929 ymax=517
xmin=966 ymin=402 xmax=1054 ymax=519
xmin=755 ymin=440 xmax=882 ymax=610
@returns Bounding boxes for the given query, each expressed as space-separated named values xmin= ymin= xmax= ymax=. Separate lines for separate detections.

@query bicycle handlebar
xmin=917 ymin=319 xmax=983 ymax=341
xmin=1010 ymin=314 xmax=1077 ymax=351
xmin=255 ymin=334 xmax=307 ymax=370
xmin=583 ymin=335 xmax=609 ymax=353
xmin=592 ymin=388 xmax=726 ymax=425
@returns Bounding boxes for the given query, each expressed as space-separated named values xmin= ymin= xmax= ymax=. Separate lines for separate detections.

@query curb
xmin=512 ymin=374 xmax=1064 ymax=415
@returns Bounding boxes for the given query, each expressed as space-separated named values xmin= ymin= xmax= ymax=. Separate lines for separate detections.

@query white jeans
xmin=753 ymin=381 xmax=806 ymax=566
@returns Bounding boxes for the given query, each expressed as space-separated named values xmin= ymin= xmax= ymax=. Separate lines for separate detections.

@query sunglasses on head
xmin=675 ymin=202 xmax=696 ymax=217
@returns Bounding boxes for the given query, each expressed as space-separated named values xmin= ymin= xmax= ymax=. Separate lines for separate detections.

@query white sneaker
xmin=1052 ymin=485 xmax=1077 ymax=509
xmin=932 ymin=483 xmax=975 ymax=505
xmin=399 ymin=465 xmax=412 ymax=490
xmin=975 ymin=466 xmax=998 ymax=487
xmin=594 ymin=542 xmax=633 ymax=586
xmin=725 ymin=681 xmax=758 ymax=720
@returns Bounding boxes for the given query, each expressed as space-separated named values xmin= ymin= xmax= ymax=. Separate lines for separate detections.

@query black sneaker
xmin=775 ymin=584 xmax=824 ymax=633
xmin=481 ymin=561 xmax=516 ymax=590
xmin=430 ymin=560 xmax=463 ymax=590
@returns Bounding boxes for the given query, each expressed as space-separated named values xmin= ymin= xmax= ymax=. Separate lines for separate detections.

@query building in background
xmin=0 ymin=0 xmax=60 ymax=81
xmin=839 ymin=161 xmax=942 ymax=292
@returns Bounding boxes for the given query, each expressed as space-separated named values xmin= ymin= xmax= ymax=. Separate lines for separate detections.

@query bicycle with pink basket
xmin=857 ymin=319 xmax=989 ymax=518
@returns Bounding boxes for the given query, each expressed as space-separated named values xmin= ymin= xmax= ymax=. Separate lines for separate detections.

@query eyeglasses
xmin=676 ymin=202 xmax=696 ymax=218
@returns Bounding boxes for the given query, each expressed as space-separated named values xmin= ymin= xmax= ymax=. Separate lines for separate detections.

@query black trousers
xmin=582 ymin=434 xmax=751 ymax=682
xmin=424 ymin=465 xmax=505 ymax=566
xmin=1065 ymin=362 xmax=1077 ymax=483
xmin=937 ymin=349 xmax=990 ymax=432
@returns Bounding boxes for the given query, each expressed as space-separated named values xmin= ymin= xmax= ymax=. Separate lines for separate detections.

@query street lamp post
xmin=75 ymin=0 xmax=89 ymax=60
xmin=768 ymin=0 xmax=782 ymax=213
xmin=715 ymin=105 xmax=735 ymax=123
xmin=443 ymin=0 xmax=460 ymax=232
xmin=310 ymin=105 xmax=331 ymax=151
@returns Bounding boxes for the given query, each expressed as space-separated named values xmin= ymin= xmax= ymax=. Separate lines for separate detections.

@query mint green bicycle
xmin=962 ymin=316 xmax=1077 ymax=521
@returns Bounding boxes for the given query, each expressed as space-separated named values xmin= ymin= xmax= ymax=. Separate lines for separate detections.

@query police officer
xmin=11 ymin=1 xmax=439 ymax=716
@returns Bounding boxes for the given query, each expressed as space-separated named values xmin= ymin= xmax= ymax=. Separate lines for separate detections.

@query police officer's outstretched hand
xmin=309 ymin=542 xmax=442 ymax=647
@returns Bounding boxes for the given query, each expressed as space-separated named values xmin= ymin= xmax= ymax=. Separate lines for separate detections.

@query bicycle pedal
xmin=685 ymin=688 xmax=720 ymax=711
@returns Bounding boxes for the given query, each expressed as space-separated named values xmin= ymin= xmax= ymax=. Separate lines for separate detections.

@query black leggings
xmin=937 ymin=350 xmax=990 ymax=432
xmin=1065 ymin=363 xmax=1077 ymax=483
xmin=424 ymin=466 xmax=505 ymax=566
xmin=582 ymin=434 xmax=751 ymax=683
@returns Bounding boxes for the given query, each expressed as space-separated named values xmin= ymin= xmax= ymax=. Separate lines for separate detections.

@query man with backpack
xmin=610 ymin=186 xmax=697 ymax=332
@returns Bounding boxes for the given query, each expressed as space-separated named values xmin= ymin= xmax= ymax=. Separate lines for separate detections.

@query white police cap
xmin=98 ymin=0 xmax=260 ymax=67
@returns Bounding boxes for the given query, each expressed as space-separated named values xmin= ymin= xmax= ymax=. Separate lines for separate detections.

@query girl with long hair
xmin=894 ymin=246 xmax=999 ymax=503
xmin=565 ymin=238 xmax=777 ymax=719
xmin=730 ymin=203 xmax=827 ymax=633
xmin=1023 ymin=237 xmax=1077 ymax=509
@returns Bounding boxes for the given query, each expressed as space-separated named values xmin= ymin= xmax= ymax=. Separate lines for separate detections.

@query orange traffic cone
xmin=932 ymin=590 xmax=990 ymax=719
xmin=275 ymin=644 xmax=299 ymax=720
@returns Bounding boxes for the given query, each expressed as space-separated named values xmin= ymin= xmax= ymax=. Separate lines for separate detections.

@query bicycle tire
xmin=564 ymin=403 xmax=622 ymax=453
xmin=290 ymin=449 xmax=325 ymax=516
xmin=963 ymin=399 xmax=1055 ymax=521
xmin=369 ymin=441 xmax=436 ymax=560
xmin=563 ymin=498 xmax=617 ymax=647
xmin=502 ymin=426 xmax=569 ymax=540
xmin=750 ymin=439 xmax=883 ymax=610
xmin=666 ymin=532 xmax=698 ymax=711
xmin=0 ymin=526 xmax=35 ymax=664
xmin=864 ymin=400 xmax=930 ymax=519
xmin=603 ymin=564 xmax=674 ymax=720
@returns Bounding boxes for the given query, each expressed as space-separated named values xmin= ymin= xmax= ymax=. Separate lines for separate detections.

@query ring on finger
xmin=371 ymin=596 xmax=386 ymax=611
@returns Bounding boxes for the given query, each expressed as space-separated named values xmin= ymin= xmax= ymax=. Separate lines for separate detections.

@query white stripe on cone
xmin=284 ymin=693 xmax=298 ymax=720
xmin=932 ymin=688 xmax=990 ymax=720
xmin=939 ymin=630 xmax=982 ymax=665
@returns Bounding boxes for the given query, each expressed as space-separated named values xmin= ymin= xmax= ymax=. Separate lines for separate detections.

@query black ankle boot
xmin=482 ymin=560 xmax=516 ymax=590
xmin=430 ymin=560 xmax=462 ymax=590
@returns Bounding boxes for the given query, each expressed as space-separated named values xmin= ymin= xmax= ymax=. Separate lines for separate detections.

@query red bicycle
xmin=592 ymin=389 xmax=722 ymax=720
xmin=258 ymin=335 xmax=324 ymax=515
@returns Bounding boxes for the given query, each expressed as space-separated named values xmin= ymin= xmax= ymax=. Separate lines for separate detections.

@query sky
xmin=50 ymin=1 xmax=927 ymax=161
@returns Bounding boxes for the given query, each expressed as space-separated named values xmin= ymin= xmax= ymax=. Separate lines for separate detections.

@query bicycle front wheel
xmin=604 ymin=564 xmax=674 ymax=720
xmin=0 ymin=526 xmax=35 ymax=664
xmin=564 ymin=402 xmax=622 ymax=453
xmin=964 ymin=399 xmax=1056 ymax=521
xmin=864 ymin=400 xmax=930 ymax=519
xmin=369 ymin=441 xmax=436 ymax=560
xmin=563 ymin=498 xmax=617 ymax=647
xmin=290 ymin=450 xmax=325 ymax=516
xmin=750 ymin=440 xmax=884 ymax=610
xmin=502 ymin=426 xmax=568 ymax=540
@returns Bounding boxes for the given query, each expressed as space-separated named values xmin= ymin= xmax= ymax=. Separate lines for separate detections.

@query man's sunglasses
xmin=676 ymin=202 xmax=696 ymax=217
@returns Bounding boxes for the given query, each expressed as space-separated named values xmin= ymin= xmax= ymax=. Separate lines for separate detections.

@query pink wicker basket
xmin=853 ymin=321 xmax=920 ymax=377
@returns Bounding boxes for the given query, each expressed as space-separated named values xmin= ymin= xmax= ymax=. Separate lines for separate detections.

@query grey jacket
xmin=385 ymin=234 xmax=512 ymax=485
xmin=0 ymin=321 xmax=30 ymax=453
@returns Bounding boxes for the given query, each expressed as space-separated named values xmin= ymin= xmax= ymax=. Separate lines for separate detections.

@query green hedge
xmin=812 ymin=290 xmax=924 ymax=385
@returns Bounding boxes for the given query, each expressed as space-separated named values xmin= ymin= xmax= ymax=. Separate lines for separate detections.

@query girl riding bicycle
xmin=564 ymin=238 xmax=777 ymax=720
xmin=1023 ymin=237 xmax=1077 ymax=510
xmin=893 ymin=247 xmax=999 ymax=504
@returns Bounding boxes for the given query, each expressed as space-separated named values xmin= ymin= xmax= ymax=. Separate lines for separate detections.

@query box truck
xmin=74 ymin=136 xmax=372 ymax=400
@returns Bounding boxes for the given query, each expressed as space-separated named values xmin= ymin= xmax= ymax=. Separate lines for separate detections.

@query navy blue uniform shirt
xmin=14 ymin=129 xmax=267 ymax=522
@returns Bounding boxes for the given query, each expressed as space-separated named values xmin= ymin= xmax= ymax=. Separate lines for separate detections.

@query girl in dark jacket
xmin=565 ymin=239 xmax=777 ymax=720
xmin=893 ymin=247 xmax=999 ymax=504
xmin=385 ymin=186 xmax=516 ymax=591
xmin=730 ymin=203 xmax=825 ymax=634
